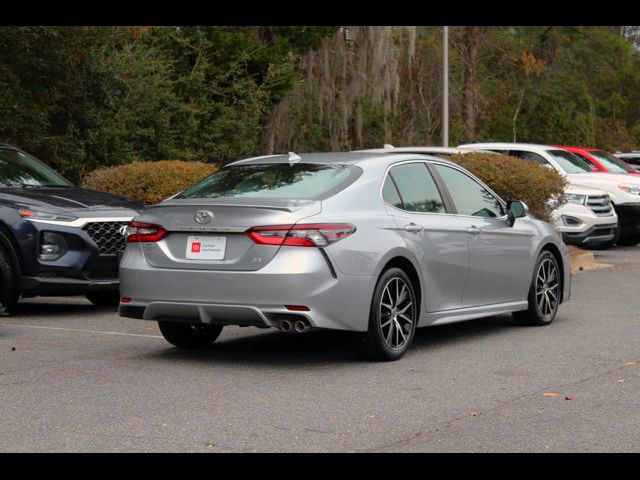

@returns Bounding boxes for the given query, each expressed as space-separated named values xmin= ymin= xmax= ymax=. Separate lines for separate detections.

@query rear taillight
xmin=246 ymin=223 xmax=355 ymax=247
xmin=126 ymin=221 xmax=167 ymax=243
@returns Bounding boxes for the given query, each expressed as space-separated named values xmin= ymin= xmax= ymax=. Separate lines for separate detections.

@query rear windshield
xmin=178 ymin=163 xmax=361 ymax=200
xmin=546 ymin=150 xmax=593 ymax=174
xmin=588 ymin=150 xmax=635 ymax=173
xmin=0 ymin=148 xmax=71 ymax=188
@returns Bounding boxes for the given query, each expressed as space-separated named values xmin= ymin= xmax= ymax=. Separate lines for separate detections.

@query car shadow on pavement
xmin=139 ymin=314 xmax=517 ymax=367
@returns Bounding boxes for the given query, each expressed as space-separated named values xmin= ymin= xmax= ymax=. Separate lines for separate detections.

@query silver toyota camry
xmin=119 ymin=152 xmax=570 ymax=361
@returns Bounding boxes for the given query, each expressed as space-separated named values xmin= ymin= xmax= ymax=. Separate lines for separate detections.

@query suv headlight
xmin=618 ymin=184 xmax=640 ymax=195
xmin=564 ymin=193 xmax=586 ymax=205
xmin=19 ymin=209 xmax=78 ymax=222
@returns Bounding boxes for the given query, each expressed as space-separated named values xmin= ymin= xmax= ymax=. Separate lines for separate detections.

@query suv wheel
xmin=85 ymin=291 xmax=121 ymax=307
xmin=513 ymin=251 xmax=560 ymax=326
xmin=0 ymin=244 xmax=19 ymax=313
xmin=158 ymin=321 xmax=223 ymax=348
xmin=354 ymin=267 xmax=417 ymax=361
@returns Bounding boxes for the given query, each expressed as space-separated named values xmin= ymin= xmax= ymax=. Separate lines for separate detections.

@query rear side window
xmin=178 ymin=163 xmax=361 ymax=200
xmin=434 ymin=164 xmax=504 ymax=218
xmin=382 ymin=176 xmax=403 ymax=209
xmin=386 ymin=163 xmax=445 ymax=213
xmin=508 ymin=150 xmax=551 ymax=166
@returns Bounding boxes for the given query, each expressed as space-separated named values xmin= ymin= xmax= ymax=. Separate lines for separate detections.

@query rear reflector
xmin=126 ymin=221 xmax=167 ymax=243
xmin=246 ymin=223 xmax=355 ymax=247
xmin=120 ymin=298 xmax=132 ymax=303
xmin=285 ymin=305 xmax=310 ymax=311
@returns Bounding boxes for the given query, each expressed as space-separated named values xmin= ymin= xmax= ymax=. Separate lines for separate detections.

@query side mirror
xmin=506 ymin=200 xmax=527 ymax=227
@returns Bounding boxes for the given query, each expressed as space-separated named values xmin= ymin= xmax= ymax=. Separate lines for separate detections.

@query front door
xmin=431 ymin=163 xmax=534 ymax=307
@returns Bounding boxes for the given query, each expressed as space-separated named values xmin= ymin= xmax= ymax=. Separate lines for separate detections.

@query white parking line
xmin=1 ymin=323 xmax=164 ymax=339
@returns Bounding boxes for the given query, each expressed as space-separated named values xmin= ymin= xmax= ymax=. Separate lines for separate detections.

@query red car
xmin=557 ymin=146 xmax=640 ymax=175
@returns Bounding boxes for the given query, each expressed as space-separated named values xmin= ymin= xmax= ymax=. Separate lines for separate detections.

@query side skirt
xmin=418 ymin=301 xmax=528 ymax=328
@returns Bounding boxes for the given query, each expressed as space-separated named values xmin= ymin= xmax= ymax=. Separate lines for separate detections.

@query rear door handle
xmin=467 ymin=226 xmax=481 ymax=235
xmin=404 ymin=223 xmax=423 ymax=233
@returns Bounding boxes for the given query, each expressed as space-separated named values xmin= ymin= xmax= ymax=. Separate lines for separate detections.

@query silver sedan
xmin=118 ymin=152 xmax=570 ymax=361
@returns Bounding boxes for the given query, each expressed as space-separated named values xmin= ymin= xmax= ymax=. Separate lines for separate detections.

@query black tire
xmin=158 ymin=321 xmax=223 ymax=348
xmin=0 ymin=243 xmax=19 ymax=313
xmin=513 ymin=250 xmax=561 ymax=326
xmin=85 ymin=291 xmax=121 ymax=307
xmin=616 ymin=232 xmax=640 ymax=247
xmin=354 ymin=267 xmax=417 ymax=361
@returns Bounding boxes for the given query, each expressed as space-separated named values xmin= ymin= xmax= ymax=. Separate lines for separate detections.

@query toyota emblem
xmin=194 ymin=210 xmax=213 ymax=224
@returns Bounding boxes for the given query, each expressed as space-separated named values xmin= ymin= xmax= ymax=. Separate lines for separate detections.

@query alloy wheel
xmin=379 ymin=277 xmax=415 ymax=350
xmin=535 ymin=258 xmax=559 ymax=319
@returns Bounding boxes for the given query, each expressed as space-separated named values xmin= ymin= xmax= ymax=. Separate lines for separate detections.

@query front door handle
xmin=467 ymin=226 xmax=481 ymax=235
xmin=404 ymin=223 xmax=423 ymax=233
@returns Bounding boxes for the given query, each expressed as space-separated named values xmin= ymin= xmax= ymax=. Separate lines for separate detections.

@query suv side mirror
xmin=506 ymin=200 xmax=527 ymax=227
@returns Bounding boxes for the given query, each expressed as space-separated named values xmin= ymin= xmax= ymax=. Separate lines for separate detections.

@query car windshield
xmin=546 ymin=150 xmax=593 ymax=174
xmin=178 ymin=163 xmax=360 ymax=200
xmin=0 ymin=148 xmax=71 ymax=188
xmin=588 ymin=150 xmax=635 ymax=174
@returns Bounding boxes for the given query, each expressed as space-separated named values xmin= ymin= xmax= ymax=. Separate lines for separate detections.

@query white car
xmin=459 ymin=143 xmax=640 ymax=246
xmin=355 ymin=145 xmax=490 ymax=157
xmin=357 ymin=144 xmax=618 ymax=248
xmin=550 ymin=184 xmax=618 ymax=248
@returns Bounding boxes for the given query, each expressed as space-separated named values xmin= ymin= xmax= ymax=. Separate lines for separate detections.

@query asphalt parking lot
xmin=1 ymin=246 xmax=639 ymax=452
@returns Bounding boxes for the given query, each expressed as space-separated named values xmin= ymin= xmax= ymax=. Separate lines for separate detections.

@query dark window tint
xmin=388 ymin=163 xmax=445 ymax=213
xmin=508 ymin=150 xmax=550 ymax=166
xmin=434 ymin=165 xmax=504 ymax=218
xmin=178 ymin=163 xmax=360 ymax=200
xmin=0 ymin=148 xmax=71 ymax=188
xmin=382 ymin=175 xmax=403 ymax=209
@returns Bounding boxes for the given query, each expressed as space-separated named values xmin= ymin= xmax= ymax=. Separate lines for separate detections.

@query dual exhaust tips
xmin=279 ymin=318 xmax=311 ymax=333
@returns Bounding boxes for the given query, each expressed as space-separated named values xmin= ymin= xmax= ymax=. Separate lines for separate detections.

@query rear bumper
xmin=21 ymin=276 xmax=118 ymax=296
xmin=118 ymin=246 xmax=375 ymax=332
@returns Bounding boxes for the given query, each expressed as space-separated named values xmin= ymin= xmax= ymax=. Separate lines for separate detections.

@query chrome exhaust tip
xmin=293 ymin=320 xmax=310 ymax=333
xmin=280 ymin=319 xmax=293 ymax=332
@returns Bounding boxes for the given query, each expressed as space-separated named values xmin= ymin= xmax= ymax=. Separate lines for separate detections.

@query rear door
xmin=382 ymin=162 xmax=469 ymax=313
xmin=431 ymin=163 xmax=534 ymax=307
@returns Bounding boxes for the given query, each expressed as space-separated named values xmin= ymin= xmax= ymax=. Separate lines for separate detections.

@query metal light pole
xmin=442 ymin=26 xmax=449 ymax=147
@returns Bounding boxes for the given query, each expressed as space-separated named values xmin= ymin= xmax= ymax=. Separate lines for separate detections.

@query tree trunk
xmin=462 ymin=26 xmax=486 ymax=143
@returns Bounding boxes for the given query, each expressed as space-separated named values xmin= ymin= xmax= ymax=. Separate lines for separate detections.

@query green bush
xmin=448 ymin=152 xmax=567 ymax=223
xmin=81 ymin=160 xmax=218 ymax=205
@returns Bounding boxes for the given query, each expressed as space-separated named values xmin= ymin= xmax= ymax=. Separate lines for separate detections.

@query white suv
xmin=457 ymin=143 xmax=631 ymax=247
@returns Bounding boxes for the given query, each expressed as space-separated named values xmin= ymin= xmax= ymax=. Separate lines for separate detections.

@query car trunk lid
xmin=134 ymin=198 xmax=321 ymax=271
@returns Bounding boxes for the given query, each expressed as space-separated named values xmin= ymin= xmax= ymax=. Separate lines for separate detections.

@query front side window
xmin=434 ymin=164 xmax=504 ymax=218
xmin=545 ymin=150 xmax=593 ymax=174
xmin=0 ymin=148 xmax=71 ymax=188
xmin=386 ymin=163 xmax=445 ymax=213
xmin=587 ymin=150 xmax=635 ymax=174
xmin=178 ymin=163 xmax=360 ymax=200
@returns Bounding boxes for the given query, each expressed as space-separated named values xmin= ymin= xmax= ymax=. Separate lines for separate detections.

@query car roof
xmin=0 ymin=143 xmax=18 ymax=150
xmin=457 ymin=142 xmax=563 ymax=153
xmin=354 ymin=146 xmax=467 ymax=155
xmin=226 ymin=151 xmax=463 ymax=169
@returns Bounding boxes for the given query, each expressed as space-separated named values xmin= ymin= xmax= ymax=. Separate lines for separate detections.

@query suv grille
xmin=586 ymin=195 xmax=614 ymax=216
xmin=83 ymin=221 xmax=129 ymax=255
